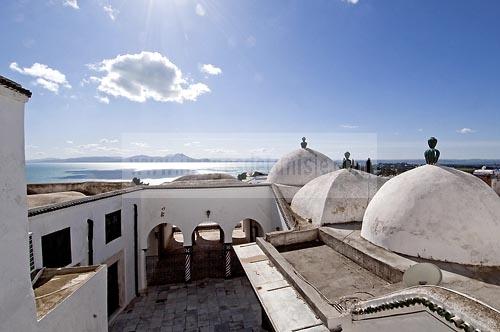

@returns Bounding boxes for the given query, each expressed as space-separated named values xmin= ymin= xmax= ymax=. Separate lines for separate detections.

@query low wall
xmin=265 ymin=228 xmax=318 ymax=247
xmin=37 ymin=266 xmax=108 ymax=332
xmin=28 ymin=181 xmax=136 ymax=196
xmin=319 ymin=227 xmax=405 ymax=283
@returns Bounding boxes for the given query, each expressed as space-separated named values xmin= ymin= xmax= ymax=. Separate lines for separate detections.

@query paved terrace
xmin=110 ymin=277 xmax=264 ymax=332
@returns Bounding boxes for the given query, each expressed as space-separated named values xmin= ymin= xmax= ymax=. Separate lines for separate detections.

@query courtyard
xmin=109 ymin=277 xmax=264 ymax=332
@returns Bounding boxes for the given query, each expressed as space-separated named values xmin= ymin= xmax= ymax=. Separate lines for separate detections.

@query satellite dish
xmin=403 ymin=263 xmax=442 ymax=287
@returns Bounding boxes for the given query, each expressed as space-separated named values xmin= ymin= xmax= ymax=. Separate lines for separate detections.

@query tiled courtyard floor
xmin=110 ymin=277 xmax=264 ymax=332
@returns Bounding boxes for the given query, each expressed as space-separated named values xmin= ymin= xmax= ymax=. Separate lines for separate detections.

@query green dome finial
xmin=424 ymin=137 xmax=440 ymax=165
xmin=301 ymin=137 xmax=307 ymax=149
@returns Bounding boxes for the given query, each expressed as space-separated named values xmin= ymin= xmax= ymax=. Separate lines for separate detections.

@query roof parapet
xmin=0 ymin=75 xmax=32 ymax=98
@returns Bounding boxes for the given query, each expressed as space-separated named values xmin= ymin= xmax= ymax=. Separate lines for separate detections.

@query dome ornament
xmin=424 ymin=137 xmax=440 ymax=165
xmin=343 ymin=151 xmax=354 ymax=169
xmin=300 ymin=137 xmax=307 ymax=149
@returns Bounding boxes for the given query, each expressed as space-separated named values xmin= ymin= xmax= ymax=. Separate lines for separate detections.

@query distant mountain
xmin=30 ymin=156 xmax=123 ymax=163
xmin=28 ymin=153 xmax=210 ymax=163
xmin=125 ymin=153 xmax=210 ymax=162
xmin=27 ymin=153 xmax=277 ymax=163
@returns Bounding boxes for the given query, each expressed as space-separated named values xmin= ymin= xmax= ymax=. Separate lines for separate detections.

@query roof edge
xmin=0 ymin=75 xmax=32 ymax=98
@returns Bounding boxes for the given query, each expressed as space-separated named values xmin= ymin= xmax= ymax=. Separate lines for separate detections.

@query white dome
xmin=267 ymin=148 xmax=337 ymax=186
xmin=291 ymin=169 xmax=387 ymax=225
xmin=361 ymin=165 xmax=500 ymax=266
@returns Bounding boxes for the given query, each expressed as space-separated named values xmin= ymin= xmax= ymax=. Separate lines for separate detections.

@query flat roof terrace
xmin=33 ymin=266 xmax=103 ymax=319
xmin=280 ymin=244 xmax=403 ymax=305
xmin=256 ymin=225 xmax=500 ymax=331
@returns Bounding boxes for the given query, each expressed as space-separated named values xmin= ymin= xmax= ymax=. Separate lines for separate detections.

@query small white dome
xmin=291 ymin=169 xmax=387 ymax=225
xmin=267 ymin=148 xmax=337 ymax=186
xmin=361 ymin=165 xmax=500 ymax=266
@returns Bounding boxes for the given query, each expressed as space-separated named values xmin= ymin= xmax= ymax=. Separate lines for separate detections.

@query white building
xmin=0 ymin=76 xmax=107 ymax=332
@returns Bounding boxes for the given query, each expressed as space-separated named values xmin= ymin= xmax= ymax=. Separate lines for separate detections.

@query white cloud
xmin=64 ymin=147 xmax=85 ymax=155
xmin=204 ymin=148 xmax=236 ymax=154
xmin=78 ymin=143 xmax=100 ymax=149
xmin=131 ymin=142 xmax=149 ymax=148
xmin=9 ymin=62 xmax=71 ymax=93
xmin=195 ymin=3 xmax=205 ymax=16
xmin=249 ymin=147 xmax=273 ymax=154
xmin=71 ymin=141 xmax=128 ymax=155
xmin=157 ymin=149 xmax=170 ymax=154
xmin=103 ymin=5 xmax=119 ymax=21
xmin=343 ymin=0 xmax=359 ymax=4
xmin=96 ymin=95 xmax=110 ymax=104
xmin=200 ymin=64 xmax=222 ymax=76
xmin=100 ymin=138 xmax=119 ymax=144
xmin=340 ymin=124 xmax=359 ymax=129
xmin=66 ymin=140 xmax=73 ymax=144
xmin=254 ymin=72 xmax=263 ymax=83
xmin=22 ymin=39 xmax=35 ymax=48
xmin=63 ymin=0 xmax=79 ymax=9
xmin=184 ymin=141 xmax=201 ymax=147
xmin=245 ymin=35 xmax=257 ymax=48
xmin=417 ymin=128 xmax=423 ymax=132
xmin=457 ymin=128 xmax=476 ymax=134
xmin=90 ymin=51 xmax=210 ymax=103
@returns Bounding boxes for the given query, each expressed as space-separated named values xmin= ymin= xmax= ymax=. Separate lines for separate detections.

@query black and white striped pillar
xmin=223 ymin=243 xmax=232 ymax=279
xmin=184 ymin=246 xmax=193 ymax=283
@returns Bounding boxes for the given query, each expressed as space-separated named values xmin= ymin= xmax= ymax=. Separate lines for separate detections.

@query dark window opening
xmin=41 ymin=228 xmax=71 ymax=268
xmin=29 ymin=232 xmax=35 ymax=272
xmin=105 ymin=210 xmax=121 ymax=244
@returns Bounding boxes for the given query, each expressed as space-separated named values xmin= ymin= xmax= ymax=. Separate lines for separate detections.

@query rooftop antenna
xmin=424 ymin=137 xmax=440 ymax=165
xmin=301 ymin=137 xmax=307 ymax=149
xmin=403 ymin=263 xmax=442 ymax=287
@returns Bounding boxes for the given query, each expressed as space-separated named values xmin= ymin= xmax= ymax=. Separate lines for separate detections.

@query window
xmin=42 ymin=228 xmax=71 ymax=268
xmin=105 ymin=210 xmax=122 ymax=244
xmin=28 ymin=232 xmax=35 ymax=272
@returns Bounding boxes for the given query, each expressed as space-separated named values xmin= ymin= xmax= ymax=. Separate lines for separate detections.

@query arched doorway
xmin=191 ymin=222 xmax=225 ymax=280
xmin=232 ymin=219 xmax=264 ymax=245
xmin=145 ymin=223 xmax=185 ymax=285
xmin=230 ymin=219 xmax=265 ymax=277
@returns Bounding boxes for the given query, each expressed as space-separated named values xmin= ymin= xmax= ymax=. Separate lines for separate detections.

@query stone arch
xmin=190 ymin=221 xmax=225 ymax=247
xmin=145 ymin=222 xmax=184 ymax=257
xmin=189 ymin=221 xmax=227 ymax=280
xmin=231 ymin=218 xmax=265 ymax=245
xmin=144 ymin=223 xmax=186 ymax=286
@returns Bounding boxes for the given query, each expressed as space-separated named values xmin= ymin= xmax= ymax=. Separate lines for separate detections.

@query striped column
xmin=224 ymin=243 xmax=232 ymax=279
xmin=184 ymin=246 xmax=193 ymax=283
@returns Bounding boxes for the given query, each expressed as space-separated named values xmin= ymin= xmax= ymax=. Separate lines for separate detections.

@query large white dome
xmin=291 ymin=169 xmax=387 ymax=225
xmin=267 ymin=147 xmax=337 ymax=186
xmin=361 ymin=165 xmax=500 ymax=266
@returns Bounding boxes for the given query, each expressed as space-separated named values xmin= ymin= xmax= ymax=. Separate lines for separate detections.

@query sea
xmin=25 ymin=159 xmax=500 ymax=185
xmin=25 ymin=162 xmax=277 ymax=185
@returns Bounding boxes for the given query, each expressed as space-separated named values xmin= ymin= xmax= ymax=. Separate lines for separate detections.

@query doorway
xmin=107 ymin=261 xmax=120 ymax=317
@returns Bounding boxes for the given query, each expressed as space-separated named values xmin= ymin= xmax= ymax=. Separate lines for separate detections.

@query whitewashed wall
xmin=27 ymin=185 xmax=283 ymax=305
xmin=0 ymin=85 xmax=37 ymax=331
xmin=29 ymin=194 xmax=139 ymax=312
xmin=37 ymin=267 xmax=108 ymax=332
xmin=136 ymin=186 xmax=282 ymax=291
xmin=138 ymin=186 xmax=282 ymax=248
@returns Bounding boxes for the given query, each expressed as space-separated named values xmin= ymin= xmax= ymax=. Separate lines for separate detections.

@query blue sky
xmin=2 ymin=0 xmax=500 ymax=160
